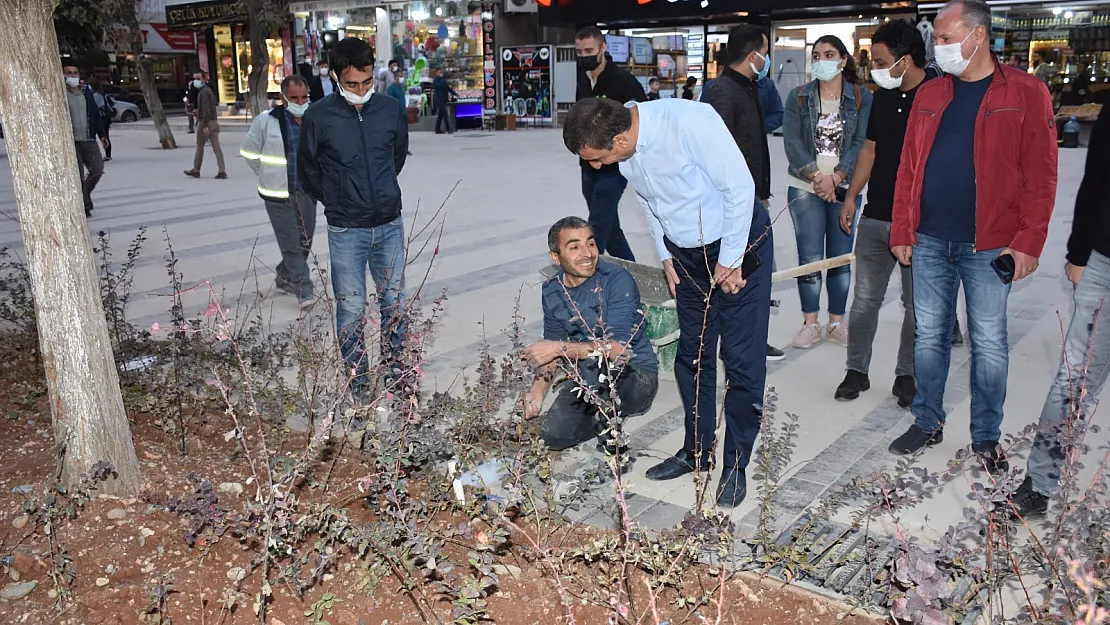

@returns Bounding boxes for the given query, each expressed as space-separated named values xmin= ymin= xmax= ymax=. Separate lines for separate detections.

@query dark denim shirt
xmin=783 ymin=76 xmax=872 ymax=183
xmin=541 ymin=261 xmax=658 ymax=373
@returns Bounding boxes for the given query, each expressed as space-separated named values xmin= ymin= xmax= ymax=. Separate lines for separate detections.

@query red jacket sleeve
xmin=1009 ymin=79 xmax=1058 ymax=258
xmin=890 ymin=96 xmax=924 ymax=248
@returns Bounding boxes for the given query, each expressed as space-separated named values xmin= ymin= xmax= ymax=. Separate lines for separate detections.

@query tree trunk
xmin=0 ymin=0 xmax=143 ymax=496
xmin=122 ymin=6 xmax=176 ymax=149
xmin=246 ymin=0 xmax=270 ymax=116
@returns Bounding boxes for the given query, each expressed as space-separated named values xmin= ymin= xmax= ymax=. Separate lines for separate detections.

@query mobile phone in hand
xmin=991 ymin=253 xmax=1015 ymax=284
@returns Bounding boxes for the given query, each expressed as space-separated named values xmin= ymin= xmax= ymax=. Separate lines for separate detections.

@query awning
xmin=165 ymin=0 xmax=249 ymax=29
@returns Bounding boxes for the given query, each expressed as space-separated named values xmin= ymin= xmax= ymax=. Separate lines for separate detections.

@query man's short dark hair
xmin=281 ymin=74 xmax=309 ymax=93
xmin=330 ymin=37 xmax=375 ymax=77
xmin=648 ymin=77 xmax=659 ymax=85
xmin=562 ymin=97 xmax=632 ymax=155
xmin=871 ymin=19 xmax=927 ymax=69
xmin=686 ymin=76 xmax=697 ymax=87
xmin=575 ymin=26 xmax=604 ymax=43
xmin=548 ymin=217 xmax=591 ymax=253
xmin=726 ymin=25 xmax=766 ymax=67
xmin=317 ymin=59 xmax=329 ymax=67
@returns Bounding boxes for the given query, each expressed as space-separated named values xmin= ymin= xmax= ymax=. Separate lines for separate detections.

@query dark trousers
xmin=434 ymin=102 xmax=453 ymax=133
xmin=581 ymin=167 xmax=636 ymax=261
xmin=541 ymin=364 xmax=658 ymax=451
xmin=669 ymin=203 xmax=773 ymax=468
xmin=264 ymin=191 xmax=317 ymax=300
xmin=102 ymin=116 xmax=113 ymax=159
xmin=75 ymin=140 xmax=104 ymax=212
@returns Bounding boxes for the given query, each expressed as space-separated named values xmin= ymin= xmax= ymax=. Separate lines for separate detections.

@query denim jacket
xmin=783 ymin=77 xmax=872 ymax=184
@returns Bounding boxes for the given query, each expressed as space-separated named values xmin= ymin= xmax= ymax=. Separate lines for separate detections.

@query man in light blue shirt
xmin=562 ymin=97 xmax=775 ymax=507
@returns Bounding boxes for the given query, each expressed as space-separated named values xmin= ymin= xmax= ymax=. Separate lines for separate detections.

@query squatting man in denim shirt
xmin=562 ymin=97 xmax=774 ymax=507
xmin=522 ymin=217 xmax=659 ymax=462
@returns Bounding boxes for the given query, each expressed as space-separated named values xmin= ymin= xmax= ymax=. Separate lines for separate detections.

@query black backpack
xmin=101 ymin=94 xmax=117 ymax=119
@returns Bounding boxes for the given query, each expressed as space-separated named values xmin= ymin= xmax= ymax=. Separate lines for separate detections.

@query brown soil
xmin=0 ymin=348 xmax=881 ymax=625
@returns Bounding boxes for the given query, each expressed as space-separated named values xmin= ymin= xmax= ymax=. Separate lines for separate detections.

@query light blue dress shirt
xmin=618 ymin=99 xmax=755 ymax=269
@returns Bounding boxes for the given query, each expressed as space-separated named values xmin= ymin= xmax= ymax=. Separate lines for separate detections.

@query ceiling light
xmin=1065 ymin=10 xmax=1074 ymax=18
xmin=1053 ymin=7 xmax=1062 ymax=14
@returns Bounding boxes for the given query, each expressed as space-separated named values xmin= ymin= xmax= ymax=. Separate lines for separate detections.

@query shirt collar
xmin=626 ymin=101 xmax=650 ymax=154
xmin=723 ymin=65 xmax=755 ymax=87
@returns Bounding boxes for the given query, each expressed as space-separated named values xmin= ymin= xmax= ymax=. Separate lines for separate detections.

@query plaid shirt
xmin=285 ymin=118 xmax=302 ymax=192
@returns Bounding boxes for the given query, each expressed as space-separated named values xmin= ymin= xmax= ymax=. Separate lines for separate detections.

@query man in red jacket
xmin=887 ymin=0 xmax=1057 ymax=471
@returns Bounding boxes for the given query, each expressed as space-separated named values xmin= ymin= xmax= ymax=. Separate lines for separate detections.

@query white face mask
xmin=871 ymin=57 xmax=906 ymax=90
xmin=338 ymin=83 xmax=372 ymax=106
xmin=65 ymin=76 xmax=81 ymax=88
xmin=286 ymin=100 xmax=309 ymax=117
xmin=318 ymin=67 xmax=328 ymax=76
xmin=935 ymin=29 xmax=978 ymax=76
xmin=193 ymin=80 xmax=206 ymax=89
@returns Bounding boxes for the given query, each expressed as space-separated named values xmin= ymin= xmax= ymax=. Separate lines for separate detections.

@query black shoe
xmin=889 ymin=424 xmax=944 ymax=455
xmin=835 ymin=370 xmax=870 ymax=401
xmin=716 ymin=467 xmax=747 ymax=507
xmin=971 ymin=440 xmax=1009 ymax=476
xmin=275 ymin=281 xmax=299 ymax=298
xmin=766 ymin=344 xmax=785 ymax=362
xmin=892 ymin=375 xmax=916 ymax=408
xmin=645 ymin=449 xmax=712 ymax=481
xmin=1009 ymin=476 xmax=1049 ymax=519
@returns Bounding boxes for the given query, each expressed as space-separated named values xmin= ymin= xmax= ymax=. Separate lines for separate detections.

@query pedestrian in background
xmin=574 ymin=26 xmax=646 ymax=262
xmin=90 ymin=79 xmax=115 ymax=162
xmin=184 ymin=75 xmax=227 ymax=180
xmin=432 ymin=68 xmax=457 ymax=135
xmin=682 ymin=76 xmax=697 ymax=100
xmin=646 ymin=77 xmax=661 ymax=100
xmin=240 ymin=75 xmax=317 ymax=311
xmin=834 ymin=19 xmax=939 ymax=407
xmin=310 ymin=60 xmax=336 ymax=102
xmin=63 ymin=64 xmax=108 ymax=217
xmin=783 ymin=34 xmax=871 ymax=349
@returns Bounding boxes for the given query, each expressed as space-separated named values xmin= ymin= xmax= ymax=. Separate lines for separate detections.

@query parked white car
xmin=113 ymin=99 xmax=141 ymax=123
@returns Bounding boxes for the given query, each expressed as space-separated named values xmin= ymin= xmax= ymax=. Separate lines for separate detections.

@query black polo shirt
xmin=864 ymin=67 xmax=941 ymax=222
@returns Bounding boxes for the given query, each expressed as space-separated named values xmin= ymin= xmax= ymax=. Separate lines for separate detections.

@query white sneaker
xmin=792 ymin=323 xmax=822 ymax=349
xmin=827 ymin=322 xmax=849 ymax=347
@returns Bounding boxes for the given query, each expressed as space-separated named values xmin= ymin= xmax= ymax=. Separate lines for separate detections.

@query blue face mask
xmin=751 ymin=52 xmax=770 ymax=81
xmin=813 ymin=59 xmax=843 ymax=82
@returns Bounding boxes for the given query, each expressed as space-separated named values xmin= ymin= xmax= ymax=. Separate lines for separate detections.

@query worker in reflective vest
xmin=240 ymin=75 xmax=318 ymax=310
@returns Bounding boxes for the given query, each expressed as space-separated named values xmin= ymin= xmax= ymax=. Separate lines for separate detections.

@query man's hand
xmin=1002 ymin=248 xmax=1039 ymax=281
xmin=521 ymin=340 xmax=565 ymax=368
xmin=1065 ymin=262 xmax=1085 ymax=288
xmin=892 ymin=245 xmax=913 ymax=266
xmin=714 ymin=262 xmax=746 ymax=294
xmin=839 ymin=197 xmax=857 ymax=234
xmin=662 ymin=259 xmax=680 ymax=297
xmin=100 ymin=138 xmax=109 ymax=150
xmin=521 ymin=386 xmax=545 ymax=419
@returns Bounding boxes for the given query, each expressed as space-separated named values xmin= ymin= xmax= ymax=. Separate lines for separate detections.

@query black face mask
xmin=578 ymin=54 xmax=601 ymax=72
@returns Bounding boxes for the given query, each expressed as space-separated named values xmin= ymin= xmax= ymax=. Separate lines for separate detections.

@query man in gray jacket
xmin=240 ymin=75 xmax=316 ymax=309
xmin=63 ymin=64 xmax=108 ymax=217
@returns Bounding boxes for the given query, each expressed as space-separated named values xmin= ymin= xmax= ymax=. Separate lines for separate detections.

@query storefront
xmin=165 ymin=0 xmax=295 ymax=106
xmin=289 ymin=0 xmax=487 ymax=127
xmin=103 ymin=22 xmax=200 ymax=105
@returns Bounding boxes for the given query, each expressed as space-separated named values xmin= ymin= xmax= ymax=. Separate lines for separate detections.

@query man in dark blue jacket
xmin=298 ymin=37 xmax=410 ymax=389
xmin=432 ymin=68 xmax=457 ymax=134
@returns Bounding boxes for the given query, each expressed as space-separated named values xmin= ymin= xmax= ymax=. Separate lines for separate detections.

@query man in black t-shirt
xmin=834 ymin=20 xmax=941 ymax=407
xmin=574 ymin=26 xmax=647 ymax=262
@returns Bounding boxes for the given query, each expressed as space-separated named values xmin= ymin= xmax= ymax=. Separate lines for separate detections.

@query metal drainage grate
xmin=763 ymin=515 xmax=985 ymax=625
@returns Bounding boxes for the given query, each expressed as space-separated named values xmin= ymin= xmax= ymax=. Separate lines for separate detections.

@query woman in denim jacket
xmin=783 ymin=34 xmax=872 ymax=349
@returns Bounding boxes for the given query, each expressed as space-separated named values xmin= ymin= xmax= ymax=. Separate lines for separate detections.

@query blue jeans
xmin=327 ymin=217 xmax=407 ymax=384
xmin=1027 ymin=251 xmax=1110 ymax=496
xmin=581 ymin=167 xmax=635 ymax=262
xmin=911 ymin=233 xmax=1010 ymax=443
xmin=786 ymin=187 xmax=859 ymax=316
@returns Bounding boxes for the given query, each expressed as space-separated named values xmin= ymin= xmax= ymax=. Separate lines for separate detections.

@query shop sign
xmin=288 ymin=0 xmax=386 ymax=13
xmin=165 ymin=0 xmax=248 ymax=28
xmin=481 ymin=1 xmax=498 ymax=113
xmin=499 ymin=45 xmax=553 ymax=120
xmin=140 ymin=23 xmax=197 ymax=53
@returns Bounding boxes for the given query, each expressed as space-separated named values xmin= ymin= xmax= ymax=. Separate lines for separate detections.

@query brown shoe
xmin=215 ymin=172 xmax=228 ymax=180
xmin=183 ymin=170 xmax=200 ymax=178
